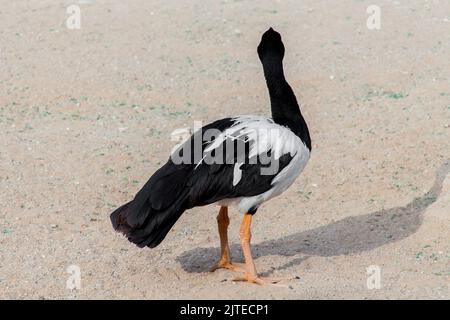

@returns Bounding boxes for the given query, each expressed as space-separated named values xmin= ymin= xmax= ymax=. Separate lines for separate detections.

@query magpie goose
xmin=111 ymin=28 xmax=311 ymax=285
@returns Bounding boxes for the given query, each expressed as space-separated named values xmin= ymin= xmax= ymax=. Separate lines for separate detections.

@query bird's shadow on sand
xmin=176 ymin=161 xmax=450 ymax=274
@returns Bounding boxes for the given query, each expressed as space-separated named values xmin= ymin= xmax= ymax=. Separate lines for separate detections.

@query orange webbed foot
xmin=210 ymin=261 xmax=245 ymax=272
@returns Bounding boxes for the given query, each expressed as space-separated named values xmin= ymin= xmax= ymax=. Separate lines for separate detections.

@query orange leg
xmin=233 ymin=213 xmax=283 ymax=285
xmin=210 ymin=207 xmax=244 ymax=272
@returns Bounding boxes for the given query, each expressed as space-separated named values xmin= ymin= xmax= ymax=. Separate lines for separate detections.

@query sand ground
xmin=0 ymin=0 xmax=449 ymax=299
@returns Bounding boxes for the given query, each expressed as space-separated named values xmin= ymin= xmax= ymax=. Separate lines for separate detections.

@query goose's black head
xmin=257 ymin=27 xmax=285 ymax=62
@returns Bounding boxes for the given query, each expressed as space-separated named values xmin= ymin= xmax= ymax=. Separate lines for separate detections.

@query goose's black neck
xmin=262 ymin=56 xmax=311 ymax=151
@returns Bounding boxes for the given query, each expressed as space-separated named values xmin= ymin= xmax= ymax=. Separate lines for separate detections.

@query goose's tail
xmin=110 ymin=164 xmax=190 ymax=248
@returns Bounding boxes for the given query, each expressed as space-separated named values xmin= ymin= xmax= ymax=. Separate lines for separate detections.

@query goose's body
xmin=111 ymin=28 xmax=311 ymax=284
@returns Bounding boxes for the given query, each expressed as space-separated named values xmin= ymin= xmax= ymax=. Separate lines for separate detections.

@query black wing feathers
xmin=110 ymin=118 xmax=293 ymax=248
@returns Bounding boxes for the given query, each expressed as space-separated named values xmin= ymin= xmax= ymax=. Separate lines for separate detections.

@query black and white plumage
xmin=111 ymin=28 xmax=311 ymax=280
